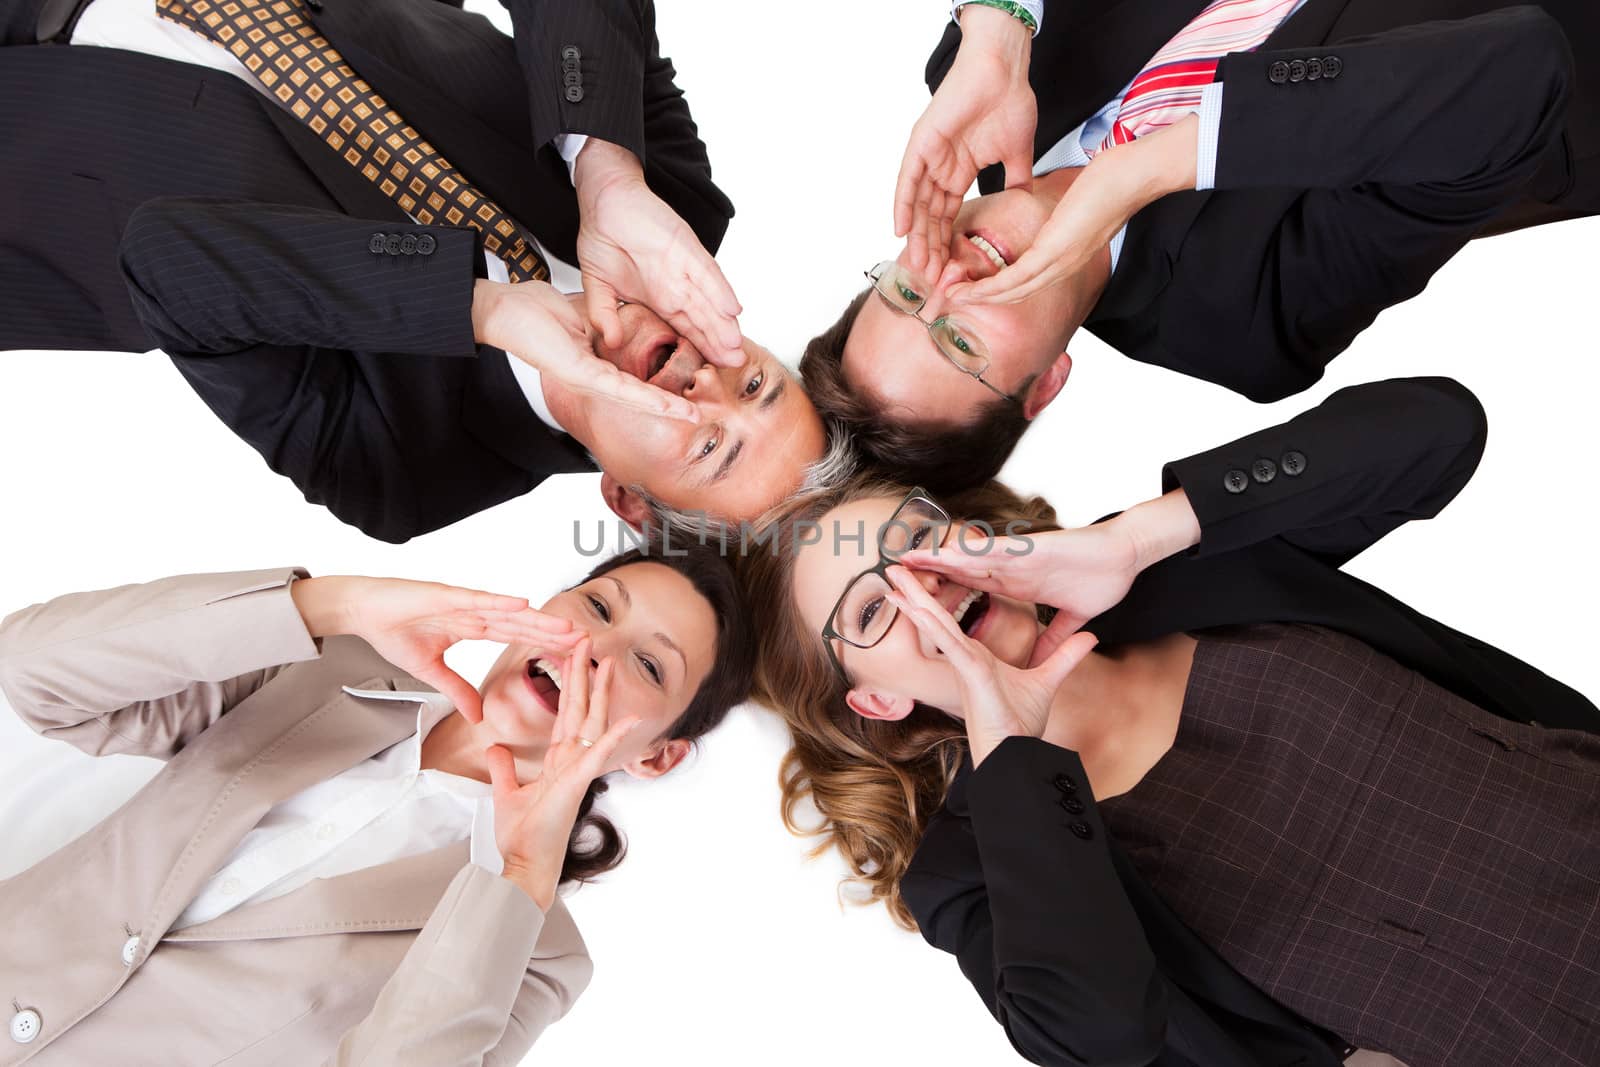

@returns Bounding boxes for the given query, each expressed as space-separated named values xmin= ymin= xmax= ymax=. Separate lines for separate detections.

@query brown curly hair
xmin=737 ymin=474 xmax=1058 ymax=927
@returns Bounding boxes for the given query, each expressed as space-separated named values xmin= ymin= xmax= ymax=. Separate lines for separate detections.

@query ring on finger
xmin=577 ymin=737 xmax=595 ymax=749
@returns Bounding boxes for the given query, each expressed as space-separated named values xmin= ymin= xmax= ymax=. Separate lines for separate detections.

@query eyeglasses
xmin=864 ymin=261 xmax=1017 ymax=403
xmin=820 ymin=487 xmax=953 ymax=686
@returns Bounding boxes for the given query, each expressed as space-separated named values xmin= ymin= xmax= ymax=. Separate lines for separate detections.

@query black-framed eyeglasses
xmin=864 ymin=261 xmax=1018 ymax=403
xmin=820 ymin=487 xmax=953 ymax=686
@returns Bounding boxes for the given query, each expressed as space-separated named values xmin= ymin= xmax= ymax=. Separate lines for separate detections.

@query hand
xmin=885 ymin=566 xmax=1097 ymax=767
xmin=573 ymin=139 xmax=744 ymax=367
xmin=897 ymin=490 xmax=1200 ymax=650
xmin=956 ymin=114 xmax=1200 ymax=306
xmin=895 ymin=6 xmax=1037 ymax=278
xmin=489 ymin=639 xmax=641 ymax=909
xmin=472 ymin=279 xmax=698 ymax=423
xmin=291 ymin=575 xmax=582 ymax=724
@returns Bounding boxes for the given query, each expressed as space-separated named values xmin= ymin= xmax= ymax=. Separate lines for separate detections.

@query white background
xmin=1 ymin=2 xmax=1596 ymax=1064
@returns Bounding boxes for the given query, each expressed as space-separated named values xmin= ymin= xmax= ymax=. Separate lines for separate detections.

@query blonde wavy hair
xmin=738 ymin=474 xmax=1058 ymax=928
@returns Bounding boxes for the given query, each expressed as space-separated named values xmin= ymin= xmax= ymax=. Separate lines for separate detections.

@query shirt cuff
xmin=553 ymin=133 xmax=590 ymax=185
xmin=1195 ymin=82 xmax=1224 ymax=191
xmin=470 ymin=796 xmax=505 ymax=875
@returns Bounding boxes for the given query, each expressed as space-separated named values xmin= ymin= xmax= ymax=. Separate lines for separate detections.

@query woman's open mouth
xmin=523 ymin=658 xmax=564 ymax=715
xmin=951 ymin=589 xmax=991 ymax=639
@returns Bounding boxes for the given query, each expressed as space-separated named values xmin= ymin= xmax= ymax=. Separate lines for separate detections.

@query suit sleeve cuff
xmin=1195 ymin=82 xmax=1224 ymax=191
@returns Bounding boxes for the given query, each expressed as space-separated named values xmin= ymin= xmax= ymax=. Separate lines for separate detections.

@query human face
xmin=841 ymin=186 xmax=1095 ymax=427
xmin=544 ymin=300 xmax=826 ymax=523
xmin=475 ymin=562 xmax=718 ymax=774
xmin=791 ymin=495 xmax=1042 ymax=720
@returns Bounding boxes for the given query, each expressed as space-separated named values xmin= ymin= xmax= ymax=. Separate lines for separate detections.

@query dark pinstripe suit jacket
xmin=0 ymin=0 xmax=733 ymax=542
xmin=902 ymin=378 xmax=1600 ymax=1067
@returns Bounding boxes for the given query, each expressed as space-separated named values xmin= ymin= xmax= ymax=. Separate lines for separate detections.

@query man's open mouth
xmin=966 ymin=231 xmax=1010 ymax=270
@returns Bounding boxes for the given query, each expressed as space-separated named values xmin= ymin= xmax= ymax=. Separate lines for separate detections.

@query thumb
xmin=1027 ymin=611 xmax=1089 ymax=669
xmin=418 ymin=660 xmax=484 ymax=725
xmin=584 ymin=279 xmax=624 ymax=350
xmin=1003 ymin=152 xmax=1035 ymax=192
xmin=485 ymin=744 xmax=521 ymax=804
xmin=1035 ymin=630 xmax=1099 ymax=689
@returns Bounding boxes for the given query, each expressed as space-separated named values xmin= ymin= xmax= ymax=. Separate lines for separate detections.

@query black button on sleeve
xmin=1069 ymin=821 xmax=1094 ymax=840
xmin=1251 ymin=458 xmax=1278 ymax=484
xmin=369 ymin=233 xmax=387 ymax=254
xmin=1269 ymin=60 xmax=1290 ymax=84
xmin=1052 ymin=773 xmax=1077 ymax=793
xmin=1322 ymin=55 xmax=1342 ymax=78
xmin=383 ymin=235 xmax=402 ymax=255
xmin=1059 ymin=796 xmax=1085 ymax=815
xmin=561 ymin=44 xmax=580 ymax=61
xmin=565 ymin=85 xmax=584 ymax=103
xmin=1288 ymin=59 xmax=1307 ymax=82
xmin=415 ymin=234 xmax=436 ymax=256
xmin=1305 ymin=57 xmax=1323 ymax=80
xmin=399 ymin=234 xmax=418 ymax=255
xmin=1281 ymin=450 xmax=1307 ymax=476
xmin=1224 ymin=469 xmax=1250 ymax=494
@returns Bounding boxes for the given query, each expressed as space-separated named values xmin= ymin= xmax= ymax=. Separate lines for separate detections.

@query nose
xmin=685 ymin=363 xmax=729 ymax=404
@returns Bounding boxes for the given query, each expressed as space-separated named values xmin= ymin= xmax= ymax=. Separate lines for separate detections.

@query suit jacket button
xmin=1268 ymin=60 xmax=1290 ymax=84
xmin=9 ymin=1009 xmax=41 ymax=1044
xmin=1281 ymin=450 xmax=1307 ymax=476
xmin=563 ymin=58 xmax=580 ymax=74
xmin=383 ymin=234 xmax=402 ymax=255
xmin=415 ymin=234 xmax=436 ymax=255
xmin=1322 ymin=55 xmax=1342 ymax=79
xmin=1252 ymin=458 xmax=1278 ymax=484
xmin=368 ymin=233 xmax=387 ymax=254
xmin=1052 ymin=772 xmax=1077 ymax=793
xmin=1288 ymin=58 xmax=1307 ymax=82
xmin=1059 ymin=796 xmax=1085 ymax=814
xmin=1224 ymin=469 xmax=1250 ymax=494
xmin=1069 ymin=821 xmax=1094 ymax=840
xmin=565 ymin=84 xmax=585 ymax=103
xmin=399 ymin=234 xmax=418 ymax=255
xmin=561 ymin=44 xmax=581 ymax=61
xmin=1305 ymin=57 xmax=1323 ymax=80
xmin=564 ymin=70 xmax=582 ymax=88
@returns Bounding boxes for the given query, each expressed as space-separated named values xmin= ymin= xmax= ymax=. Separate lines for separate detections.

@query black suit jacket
xmin=928 ymin=0 xmax=1597 ymax=400
xmin=0 ymin=0 xmax=732 ymax=542
xmin=901 ymin=378 xmax=1600 ymax=1067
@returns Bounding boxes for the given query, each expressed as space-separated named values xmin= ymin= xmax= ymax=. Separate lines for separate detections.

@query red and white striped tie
xmin=1094 ymin=0 xmax=1301 ymax=154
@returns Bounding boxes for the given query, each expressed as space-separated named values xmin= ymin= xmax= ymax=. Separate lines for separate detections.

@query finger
xmin=583 ymin=656 xmax=614 ymax=746
xmin=935 ymin=190 xmax=955 ymax=272
xmin=894 ymin=149 xmax=928 ymax=238
xmin=578 ymin=714 xmax=641 ymax=779
xmin=552 ymin=638 xmax=589 ymax=747
xmin=582 ymin=366 xmax=700 ymax=423
xmin=415 ymin=660 xmax=484 ymax=725
xmin=673 ymin=285 xmax=744 ymax=368
xmin=966 ymin=258 xmax=1049 ymax=306
xmin=563 ymin=638 xmax=593 ymax=746
xmin=442 ymin=586 xmax=529 ymax=614
xmin=584 ymin=279 xmax=625 ymax=351
xmin=884 ymin=566 xmax=972 ymax=652
xmin=485 ymin=744 xmax=521 ymax=803
xmin=885 ymin=589 xmax=984 ymax=678
xmin=906 ymin=185 xmax=932 ymax=275
xmin=1002 ymin=151 xmax=1036 ymax=192
xmin=1034 ymin=630 xmax=1099 ymax=690
xmin=462 ymin=607 xmax=577 ymax=635
xmin=896 ymin=547 xmax=1007 ymax=588
xmin=468 ymin=619 xmax=584 ymax=650
xmin=1027 ymin=610 xmax=1090 ymax=669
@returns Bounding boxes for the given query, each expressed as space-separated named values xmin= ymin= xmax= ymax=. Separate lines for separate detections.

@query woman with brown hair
xmin=742 ymin=376 xmax=1600 ymax=1067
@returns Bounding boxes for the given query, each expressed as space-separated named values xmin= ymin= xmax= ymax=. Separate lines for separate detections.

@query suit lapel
xmin=164 ymin=842 xmax=469 ymax=942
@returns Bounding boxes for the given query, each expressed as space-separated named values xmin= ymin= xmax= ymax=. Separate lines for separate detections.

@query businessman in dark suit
xmin=0 ymin=0 xmax=829 ymax=541
xmin=804 ymin=0 xmax=1599 ymax=492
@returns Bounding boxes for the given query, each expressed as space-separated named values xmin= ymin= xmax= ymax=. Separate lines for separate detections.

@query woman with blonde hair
xmin=742 ymin=377 xmax=1600 ymax=1067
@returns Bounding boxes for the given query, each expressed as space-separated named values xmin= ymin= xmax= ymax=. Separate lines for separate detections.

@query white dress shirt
xmin=72 ymin=0 xmax=578 ymax=433
xmin=172 ymin=689 xmax=501 ymax=930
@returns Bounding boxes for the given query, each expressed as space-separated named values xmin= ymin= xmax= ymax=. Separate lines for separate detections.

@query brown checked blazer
xmin=0 ymin=569 xmax=591 ymax=1066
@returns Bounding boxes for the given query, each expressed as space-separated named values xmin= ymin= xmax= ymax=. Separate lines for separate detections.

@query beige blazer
xmin=0 ymin=569 xmax=591 ymax=1066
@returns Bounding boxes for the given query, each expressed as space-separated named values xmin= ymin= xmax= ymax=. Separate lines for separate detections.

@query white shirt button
xmin=122 ymin=934 xmax=141 ymax=966
xmin=220 ymin=877 xmax=243 ymax=897
xmin=9 ymin=1008 xmax=41 ymax=1044
xmin=316 ymin=822 xmax=337 ymax=842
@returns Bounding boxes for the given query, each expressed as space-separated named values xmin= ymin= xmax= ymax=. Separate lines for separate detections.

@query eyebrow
xmin=653 ymin=631 xmax=688 ymax=676
xmin=603 ymin=575 xmax=631 ymax=608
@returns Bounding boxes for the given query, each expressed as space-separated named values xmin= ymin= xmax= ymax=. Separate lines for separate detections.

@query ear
xmin=1021 ymin=351 xmax=1073 ymax=420
xmin=600 ymin=473 xmax=654 ymax=531
xmin=845 ymin=687 xmax=915 ymax=722
xmin=620 ymin=737 xmax=692 ymax=781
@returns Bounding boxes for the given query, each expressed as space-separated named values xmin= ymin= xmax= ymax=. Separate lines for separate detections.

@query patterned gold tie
xmin=156 ymin=0 xmax=549 ymax=282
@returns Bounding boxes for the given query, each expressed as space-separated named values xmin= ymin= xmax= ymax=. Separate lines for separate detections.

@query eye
xmin=698 ymin=433 xmax=721 ymax=459
xmin=950 ymin=332 xmax=973 ymax=355
xmin=742 ymin=372 xmax=765 ymax=398
xmin=857 ymin=595 xmax=884 ymax=633
xmin=897 ymin=283 xmax=922 ymax=304
xmin=637 ymin=653 xmax=663 ymax=686
xmin=909 ymin=524 xmax=934 ymax=550
xmin=585 ymin=593 xmax=611 ymax=624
